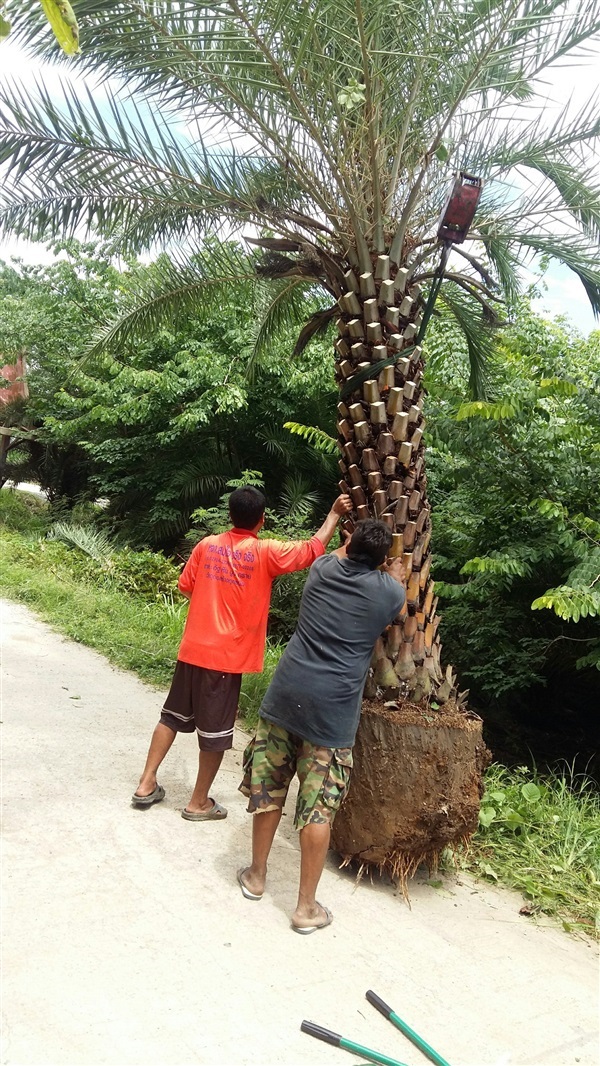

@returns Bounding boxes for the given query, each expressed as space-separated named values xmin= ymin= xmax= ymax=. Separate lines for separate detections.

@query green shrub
xmin=456 ymin=763 xmax=600 ymax=934
xmin=105 ymin=548 xmax=180 ymax=601
xmin=239 ymin=642 xmax=284 ymax=731
xmin=46 ymin=521 xmax=181 ymax=600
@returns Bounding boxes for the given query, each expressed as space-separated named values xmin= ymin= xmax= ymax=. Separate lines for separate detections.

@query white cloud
xmin=532 ymin=264 xmax=598 ymax=336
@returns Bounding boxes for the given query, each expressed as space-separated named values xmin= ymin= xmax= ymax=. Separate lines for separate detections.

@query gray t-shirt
xmin=260 ymin=553 xmax=405 ymax=748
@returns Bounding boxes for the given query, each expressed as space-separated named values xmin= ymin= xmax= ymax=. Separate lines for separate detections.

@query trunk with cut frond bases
xmin=336 ymin=258 xmax=451 ymax=703
xmin=331 ymin=253 xmax=488 ymax=881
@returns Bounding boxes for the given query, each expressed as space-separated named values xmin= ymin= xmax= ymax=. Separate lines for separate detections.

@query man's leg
xmin=238 ymin=718 xmax=296 ymax=896
xmin=183 ymin=668 xmax=241 ymax=815
xmin=135 ymin=722 xmax=176 ymax=797
xmin=292 ymin=821 xmax=331 ymax=929
xmin=290 ymin=741 xmax=352 ymax=929
xmin=241 ymin=807 xmax=282 ymax=896
xmin=184 ymin=750 xmax=225 ymax=814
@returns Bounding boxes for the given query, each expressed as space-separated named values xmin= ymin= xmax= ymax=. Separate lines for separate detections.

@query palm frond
xmin=277 ymin=473 xmax=321 ymax=518
xmin=477 ymin=231 xmax=523 ymax=306
xmin=515 ymin=234 xmax=600 ymax=318
xmin=292 ymin=307 xmax=337 ymax=357
xmin=283 ymin=421 xmax=337 ymax=454
xmin=171 ymin=460 xmax=232 ymax=502
xmin=0 ymin=75 xmax=321 ymax=249
xmin=256 ymin=425 xmax=297 ymax=462
xmin=86 ymin=244 xmax=256 ymax=355
xmin=249 ymin=278 xmax=325 ymax=372
xmin=48 ymin=521 xmax=113 ymax=560
xmin=437 ymin=282 xmax=499 ymax=400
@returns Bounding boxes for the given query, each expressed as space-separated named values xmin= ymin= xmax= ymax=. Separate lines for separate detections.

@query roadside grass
xmin=0 ymin=487 xmax=49 ymax=533
xmin=1 ymin=526 xmax=181 ymax=687
xmin=2 ymin=489 xmax=598 ymax=933
xmin=0 ymin=490 xmax=280 ymax=716
xmin=455 ymin=763 xmax=600 ymax=936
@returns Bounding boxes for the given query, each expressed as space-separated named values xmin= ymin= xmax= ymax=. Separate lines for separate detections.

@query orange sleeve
xmin=178 ymin=540 xmax=205 ymax=596
xmin=264 ymin=535 xmax=325 ymax=578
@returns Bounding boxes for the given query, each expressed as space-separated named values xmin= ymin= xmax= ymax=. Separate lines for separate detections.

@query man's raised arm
xmin=313 ymin=494 xmax=352 ymax=548
xmin=266 ymin=494 xmax=352 ymax=577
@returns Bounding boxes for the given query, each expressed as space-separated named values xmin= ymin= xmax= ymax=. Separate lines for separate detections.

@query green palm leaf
xmin=86 ymin=244 xmax=257 ymax=356
xmin=437 ymin=283 xmax=498 ymax=400
xmin=250 ymin=278 xmax=326 ymax=371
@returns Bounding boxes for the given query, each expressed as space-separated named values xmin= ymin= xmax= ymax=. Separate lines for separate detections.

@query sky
xmin=0 ymin=34 xmax=599 ymax=336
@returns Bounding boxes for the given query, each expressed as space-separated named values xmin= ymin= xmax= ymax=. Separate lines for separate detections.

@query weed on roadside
xmin=454 ymin=763 xmax=600 ymax=935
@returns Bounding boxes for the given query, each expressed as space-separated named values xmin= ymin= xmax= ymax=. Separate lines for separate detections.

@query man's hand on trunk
xmin=385 ymin=557 xmax=407 ymax=585
xmin=331 ymin=529 xmax=352 ymax=558
xmin=330 ymin=494 xmax=352 ymax=517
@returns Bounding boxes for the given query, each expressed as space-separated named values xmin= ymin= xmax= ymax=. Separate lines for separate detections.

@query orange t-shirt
xmin=177 ymin=529 xmax=325 ymax=674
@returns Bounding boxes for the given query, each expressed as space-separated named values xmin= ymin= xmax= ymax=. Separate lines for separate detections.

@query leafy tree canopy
xmin=1 ymin=0 xmax=599 ymax=375
xmin=425 ymin=302 xmax=600 ymax=713
xmin=0 ymin=241 xmax=339 ymax=542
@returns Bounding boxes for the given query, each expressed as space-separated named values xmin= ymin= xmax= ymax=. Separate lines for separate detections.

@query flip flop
xmin=291 ymin=904 xmax=333 ymax=934
xmin=181 ymin=799 xmax=227 ymax=821
xmin=131 ymin=784 xmax=165 ymax=808
xmin=237 ymin=867 xmax=263 ymax=901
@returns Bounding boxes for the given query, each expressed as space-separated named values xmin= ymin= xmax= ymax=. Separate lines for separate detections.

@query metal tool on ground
xmin=300 ymin=1020 xmax=408 ymax=1066
xmin=366 ymin=990 xmax=451 ymax=1066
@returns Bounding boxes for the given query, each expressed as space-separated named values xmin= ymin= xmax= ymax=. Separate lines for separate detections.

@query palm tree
xmin=2 ymin=0 xmax=599 ymax=881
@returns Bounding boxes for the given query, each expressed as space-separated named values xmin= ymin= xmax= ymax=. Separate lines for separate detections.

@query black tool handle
xmin=366 ymin=990 xmax=394 ymax=1019
xmin=301 ymin=1021 xmax=342 ymax=1047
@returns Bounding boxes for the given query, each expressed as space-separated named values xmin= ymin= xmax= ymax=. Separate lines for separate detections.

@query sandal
xmin=237 ymin=867 xmax=263 ymax=901
xmin=181 ymin=799 xmax=227 ymax=821
xmin=291 ymin=904 xmax=333 ymax=934
xmin=131 ymin=784 xmax=165 ymax=808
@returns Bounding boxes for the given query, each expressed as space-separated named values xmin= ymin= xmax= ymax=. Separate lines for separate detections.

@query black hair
xmin=229 ymin=486 xmax=266 ymax=530
xmin=347 ymin=519 xmax=392 ymax=569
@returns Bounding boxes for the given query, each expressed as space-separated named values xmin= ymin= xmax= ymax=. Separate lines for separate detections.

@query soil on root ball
xmin=330 ymin=698 xmax=492 ymax=892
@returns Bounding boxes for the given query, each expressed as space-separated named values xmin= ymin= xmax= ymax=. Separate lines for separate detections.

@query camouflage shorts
xmin=238 ymin=717 xmax=353 ymax=830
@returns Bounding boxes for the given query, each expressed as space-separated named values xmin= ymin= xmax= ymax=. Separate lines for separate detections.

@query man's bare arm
xmin=313 ymin=495 xmax=352 ymax=548
xmin=331 ymin=529 xmax=352 ymax=558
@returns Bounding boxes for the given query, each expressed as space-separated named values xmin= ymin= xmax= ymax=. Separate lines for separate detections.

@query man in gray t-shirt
xmin=238 ymin=519 xmax=406 ymax=933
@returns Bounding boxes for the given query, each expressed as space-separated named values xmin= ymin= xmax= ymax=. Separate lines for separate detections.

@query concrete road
xmin=1 ymin=599 xmax=598 ymax=1066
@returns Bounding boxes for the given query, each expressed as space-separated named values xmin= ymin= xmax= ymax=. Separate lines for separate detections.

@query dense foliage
xmin=425 ymin=302 xmax=600 ymax=765
xmin=0 ymin=243 xmax=338 ymax=547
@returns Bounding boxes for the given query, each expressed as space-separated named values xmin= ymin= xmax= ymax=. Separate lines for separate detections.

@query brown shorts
xmin=160 ymin=661 xmax=242 ymax=751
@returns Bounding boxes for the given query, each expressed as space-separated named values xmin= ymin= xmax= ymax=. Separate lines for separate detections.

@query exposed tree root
xmin=337 ymin=833 xmax=475 ymax=903
xmin=331 ymin=698 xmax=491 ymax=912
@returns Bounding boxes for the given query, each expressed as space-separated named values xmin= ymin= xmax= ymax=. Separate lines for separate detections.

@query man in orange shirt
xmin=132 ymin=486 xmax=351 ymax=820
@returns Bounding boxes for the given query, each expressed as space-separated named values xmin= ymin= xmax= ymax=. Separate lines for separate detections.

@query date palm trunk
xmin=329 ymin=255 xmax=491 ymax=886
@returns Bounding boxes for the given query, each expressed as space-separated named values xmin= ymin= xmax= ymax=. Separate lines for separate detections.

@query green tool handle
xmin=301 ymin=1021 xmax=408 ymax=1066
xmin=365 ymin=992 xmax=452 ymax=1066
